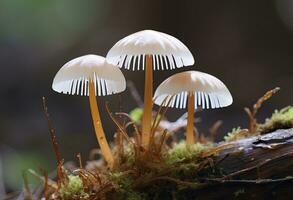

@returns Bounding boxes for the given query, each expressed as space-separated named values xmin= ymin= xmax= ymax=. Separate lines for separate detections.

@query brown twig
xmin=42 ymin=97 xmax=65 ymax=186
xmin=77 ymin=153 xmax=83 ymax=169
xmin=149 ymin=96 xmax=174 ymax=149
xmin=105 ymin=103 xmax=135 ymax=147
xmin=244 ymin=87 xmax=280 ymax=133
xmin=157 ymin=129 xmax=168 ymax=154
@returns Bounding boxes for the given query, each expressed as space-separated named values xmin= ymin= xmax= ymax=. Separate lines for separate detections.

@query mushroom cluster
xmin=52 ymin=30 xmax=233 ymax=168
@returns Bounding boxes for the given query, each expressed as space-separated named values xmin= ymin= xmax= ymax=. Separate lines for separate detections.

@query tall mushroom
xmin=52 ymin=54 xmax=126 ymax=168
xmin=106 ymin=30 xmax=194 ymax=148
xmin=154 ymin=71 xmax=233 ymax=145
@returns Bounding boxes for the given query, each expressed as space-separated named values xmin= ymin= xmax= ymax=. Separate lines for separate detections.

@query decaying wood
xmin=179 ymin=128 xmax=293 ymax=199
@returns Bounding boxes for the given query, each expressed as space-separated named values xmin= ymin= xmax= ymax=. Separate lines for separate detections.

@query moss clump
xmin=165 ymin=141 xmax=210 ymax=165
xmin=259 ymin=106 xmax=293 ymax=134
xmin=59 ymin=175 xmax=89 ymax=200
xmin=224 ymin=127 xmax=246 ymax=142
xmin=129 ymin=108 xmax=143 ymax=124
xmin=124 ymin=145 xmax=136 ymax=166
xmin=108 ymin=172 xmax=145 ymax=200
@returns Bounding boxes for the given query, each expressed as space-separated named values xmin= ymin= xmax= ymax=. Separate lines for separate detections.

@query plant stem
xmin=142 ymin=55 xmax=153 ymax=148
xmin=89 ymin=81 xmax=114 ymax=168
xmin=187 ymin=92 xmax=195 ymax=145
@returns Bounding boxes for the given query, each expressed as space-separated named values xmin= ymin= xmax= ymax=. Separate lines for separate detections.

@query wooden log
xmin=181 ymin=128 xmax=293 ymax=199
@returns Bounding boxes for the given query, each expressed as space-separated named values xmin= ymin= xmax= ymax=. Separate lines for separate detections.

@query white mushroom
xmin=106 ymin=30 xmax=194 ymax=148
xmin=154 ymin=70 xmax=233 ymax=145
xmin=52 ymin=54 xmax=126 ymax=168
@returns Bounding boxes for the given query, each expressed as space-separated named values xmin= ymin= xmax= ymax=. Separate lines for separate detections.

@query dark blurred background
xmin=0 ymin=0 xmax=292 ymax=192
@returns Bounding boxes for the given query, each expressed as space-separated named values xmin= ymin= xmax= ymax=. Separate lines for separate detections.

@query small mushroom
xmin=106 ymin=30 xmax=194 ymax=148
xmin=52 ymin=54 xmax=126 ymax=167
xmin=154 ymin=71 xmax=233 ymax=145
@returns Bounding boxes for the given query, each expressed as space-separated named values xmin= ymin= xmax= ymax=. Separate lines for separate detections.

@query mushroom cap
xmin=106 ymin=30 xmax=194 ymax=71
xmin=154 ymin=71 xmax=233 ymax=109
xmin=52 ymin=55 xmax=126 ymax=96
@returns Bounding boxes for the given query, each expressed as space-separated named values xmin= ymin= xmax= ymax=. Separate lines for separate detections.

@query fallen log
xmin=174 ymin=128 xmax=293 ymax=200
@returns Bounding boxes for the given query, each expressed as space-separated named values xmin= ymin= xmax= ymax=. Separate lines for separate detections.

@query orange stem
xmin=89 ymin=81 xmax=114 ymax=168
xmin=142 ymin=55 xmax=153 ymax=148
xmin=187 ymin=92 xmax=195 ymax=145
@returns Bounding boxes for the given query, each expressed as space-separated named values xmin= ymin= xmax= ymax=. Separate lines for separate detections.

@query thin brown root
xmin=157 ymin=129 xmax=168 ymax=154
xmin=105 ymin=102 xmax=136 ymax=147
xmin=151 ymin=95 xmax=169 ymax=133
xmin=22 ymin=171 xmax=33 ymax=200
xmin=40 ymin=168 xmax=49 ymax=200
xmin=149 ymin=96 xmax=174 ymax=148
xmin=115 ymin=112 xmax=141 ymax=146
xmin=42 ymin=97 xmax=65 ymax=186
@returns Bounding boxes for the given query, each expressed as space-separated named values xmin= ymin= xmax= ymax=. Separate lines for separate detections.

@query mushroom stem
xmin=142 ymin=55 xmax=153 ymax=148
xmin=187 ymin=92 xmax=195 ymax=145
xmin=88 ymin=80 xmax=114 ymax=168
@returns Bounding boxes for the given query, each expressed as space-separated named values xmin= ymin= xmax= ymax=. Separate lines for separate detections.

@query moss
xmin=125 ymin=145 xmax=136 ymax=166
xmin=129 ymin=108 xmax=143 ymax=124
xmin=59 ymin=175 xmax=89 ymax=200
xmin=165 ymin=141 xmax=210 ymax=165
xmin=224 ymin=127 xmax=244 ymax=142
xmin=258 ymin=106 xmax=293 ymax=134
xmin=108 ymin=172 xmax=145 ymax=200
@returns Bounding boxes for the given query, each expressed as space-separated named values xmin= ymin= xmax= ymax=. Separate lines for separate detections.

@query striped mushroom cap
xmin=106 ymin=30 xmax=194 ymax=71
xmin=154 ymin=71 xmax=233 ymax=109
xmin=52 ymin=55 xmax=126 ymax=96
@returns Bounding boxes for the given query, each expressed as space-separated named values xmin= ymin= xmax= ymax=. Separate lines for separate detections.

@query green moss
xmin=125 ymin=145 xmax=136 ymax=166
xmin=59 ymin=175 xmax=89 ymax=200
xmin=129 ymin=108 xmax=143 ymax=124
xmin=259 ymin=106 xmax=293 ymax=134
xmin=165 ymin=141 xmax=210 ymax=165
xmin=108 ymin=172 xmax=145 ymax=200
xmin=224 ymin=127 xmax=244 ymax=142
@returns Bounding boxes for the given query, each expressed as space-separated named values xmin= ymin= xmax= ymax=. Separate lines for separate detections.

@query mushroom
xmin=153 ymin=71 xmax=233 ymax=145
xmin=52 ymin=54 xmax=126 ymax=167
xmin=106 ymin=30 xmax=194 ymax=148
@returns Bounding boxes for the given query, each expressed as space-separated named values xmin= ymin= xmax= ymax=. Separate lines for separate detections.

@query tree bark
xmin=180 ymin=128 xmax=293 ymax=199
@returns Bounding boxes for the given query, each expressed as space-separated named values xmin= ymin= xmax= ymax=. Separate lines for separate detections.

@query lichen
xmin=258 ymin=106 xmax=293 ymax=134
xmin=59 ymin=175 xmax=89 ymax=200
xmin=165 ymin=141 xmax=210 ymax=165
